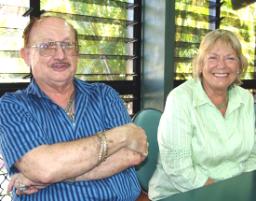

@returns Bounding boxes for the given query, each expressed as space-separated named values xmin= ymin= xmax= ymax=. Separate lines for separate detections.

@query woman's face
xmin=201 ymin=40 xmax=240 ymax=93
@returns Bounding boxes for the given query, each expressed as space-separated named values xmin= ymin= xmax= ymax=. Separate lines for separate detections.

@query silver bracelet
xmin=96 ymin=132 xmax=108 ymax=163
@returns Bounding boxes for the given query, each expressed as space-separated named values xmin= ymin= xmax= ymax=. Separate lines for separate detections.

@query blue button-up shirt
xmin=0 ymin=78 xmax=141 ymax=201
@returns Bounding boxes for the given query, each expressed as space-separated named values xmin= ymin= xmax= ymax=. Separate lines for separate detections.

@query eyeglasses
xmin=206 ymin=54 xmax=239 ymax=65
xmin=30 ymin=41 xmax=78 ymax=57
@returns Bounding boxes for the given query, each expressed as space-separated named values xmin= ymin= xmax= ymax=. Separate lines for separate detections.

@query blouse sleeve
xmin=244 ymin=95 xmax=256 ymax=172
xmin=158 ymin=91 xmax=208 ymax=192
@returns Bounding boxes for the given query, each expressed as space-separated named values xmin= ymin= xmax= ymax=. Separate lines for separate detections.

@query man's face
xmin=22 ymin=17 xmax=78 ymax=88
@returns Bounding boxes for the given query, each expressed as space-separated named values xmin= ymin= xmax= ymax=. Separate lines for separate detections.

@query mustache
xmin=51 ymin=60 xmax=71 ymax=68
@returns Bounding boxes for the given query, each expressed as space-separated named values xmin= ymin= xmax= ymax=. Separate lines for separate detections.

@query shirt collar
xmin=192 ymin=79 xmax=210 ymax=108
xmin=25 ymin=79 xmax=46 ymax=98
xmin=25 ymin=78 xmax=91 ymax=99
xmin=192 ymin=79 xmax=244 ymax=110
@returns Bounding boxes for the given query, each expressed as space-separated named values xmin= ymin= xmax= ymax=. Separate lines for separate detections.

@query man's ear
xmin=20 ymin=48 xmax=30 ymax=66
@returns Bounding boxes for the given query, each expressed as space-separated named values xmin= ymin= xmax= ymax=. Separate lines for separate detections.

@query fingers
xmin=16 ymin=185 xmax=39 ymax=195
xmin=20 ymin=188 xmax=39 ymax=195
xmin=7 ymin=174 xmax=18 ymax=193
xmin=15 ymin=183 xmax=44 ymax=195
xmin=127 ymin=149 xmax=147 ymax=166
xmin=9 ymin=173 xmax=47 ymax=195
xmin=16 ymin=183 xmax=29 ymax=195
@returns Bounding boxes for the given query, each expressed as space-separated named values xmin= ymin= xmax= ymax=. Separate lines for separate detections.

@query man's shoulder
xmin=1 ymin=89 xmax=26 ymax=103
xmin=0 ymin=90 xmax=28 ymax=114
xmin=75 ymin=79 xmax=117 ymax=95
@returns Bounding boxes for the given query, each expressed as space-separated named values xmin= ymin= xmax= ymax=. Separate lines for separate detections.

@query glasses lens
xmin=39 ymin=42 xmax=56 ymax=56
xmin=60 ymin=42 xmax=78 ymax=56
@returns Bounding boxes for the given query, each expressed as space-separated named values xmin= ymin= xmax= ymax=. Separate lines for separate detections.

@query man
xmin=0 ymin=16 xmax=147 ymax=201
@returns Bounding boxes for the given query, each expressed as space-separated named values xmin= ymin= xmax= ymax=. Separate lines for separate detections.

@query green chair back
xmin=132 ymin=108 xmax=162 ymax=192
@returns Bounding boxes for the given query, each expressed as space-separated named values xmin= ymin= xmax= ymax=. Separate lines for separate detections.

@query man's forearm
xmin=16 ymin=130 xmax=124 ymax=184
xmin=15 ymin=124 xmax=147 ymax=184
xmin=8 ymin=148 xmax=145 ymax=195
xmin=75 ymin=148 xmax=145 ymax=181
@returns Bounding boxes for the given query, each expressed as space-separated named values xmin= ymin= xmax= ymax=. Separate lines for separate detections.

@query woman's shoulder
xmin=231 ymin=85 xmax=253 ymax=97
xmin=229 ymin=85 xmax=254 ymax=106
xmin=166 ymin=79 xmax=198 ymax=106
xmin=170 ymin=79 xmax=198 ymax=97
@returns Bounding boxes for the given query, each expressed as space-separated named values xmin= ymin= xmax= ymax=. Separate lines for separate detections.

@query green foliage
xmin=220 ymin=0 xmax=256 ymax=79
xmin=41 ymin=0 xmax=130 ymax=80
xmin=175 ymin=0 xmax=256 ymax=80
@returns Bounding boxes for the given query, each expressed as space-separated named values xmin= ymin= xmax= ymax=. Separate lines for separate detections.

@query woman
xmin=148 ymin=29 xmax=256 ymax=200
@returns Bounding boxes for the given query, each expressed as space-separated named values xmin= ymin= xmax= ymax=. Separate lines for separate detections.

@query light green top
xmin=148 ymin=79 xmax=256 ymax=201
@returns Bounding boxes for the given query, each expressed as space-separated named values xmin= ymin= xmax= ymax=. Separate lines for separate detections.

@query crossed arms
xmin=8 ymin=123 xmax=148 ymax=195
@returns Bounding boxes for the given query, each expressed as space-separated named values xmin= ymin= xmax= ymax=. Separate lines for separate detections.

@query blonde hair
xmin=192 ymin=29 xmax=248 ymax=85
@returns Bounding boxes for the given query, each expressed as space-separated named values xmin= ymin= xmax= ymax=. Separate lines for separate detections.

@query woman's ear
xmin=20 ymin=48 xmax=30 ymax=66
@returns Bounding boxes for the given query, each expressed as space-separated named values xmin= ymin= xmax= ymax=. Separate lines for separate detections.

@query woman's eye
xmin=208 ymin=56 xmax=217 ymax=60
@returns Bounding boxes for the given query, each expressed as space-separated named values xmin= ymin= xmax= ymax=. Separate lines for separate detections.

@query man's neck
xmin=36 ymin=79 xmax=75 ymax=108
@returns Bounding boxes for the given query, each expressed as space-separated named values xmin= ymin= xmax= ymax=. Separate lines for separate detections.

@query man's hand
xmin=107 ymin=123 xmax=148 ymax=157
xmin=8 ymin=173 xmax=48 ymax=195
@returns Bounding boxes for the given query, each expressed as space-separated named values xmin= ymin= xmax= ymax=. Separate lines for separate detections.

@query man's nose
xmin=54 ymin=45 xmax=66 ymax=59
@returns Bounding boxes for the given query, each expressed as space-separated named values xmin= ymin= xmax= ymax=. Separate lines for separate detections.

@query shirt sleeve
xmin=158 ymin=91 xmax=208 ymax=192
xmin=0 ymin=99 xmax=47 ymax=175
xmin=244 ymin=95 xmax=256 ymax=172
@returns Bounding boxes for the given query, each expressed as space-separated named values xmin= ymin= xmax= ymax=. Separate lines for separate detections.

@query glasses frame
xmin=30 ymin=41 xmax=79 ymax=57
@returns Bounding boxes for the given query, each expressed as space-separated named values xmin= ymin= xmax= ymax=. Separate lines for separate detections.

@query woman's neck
xmin=202 ymin=83 xmax=229 ymax=115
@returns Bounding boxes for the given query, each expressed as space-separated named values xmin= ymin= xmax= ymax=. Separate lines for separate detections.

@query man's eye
xmin=40 ymin=42 xmax=57 ymax=49
xmin=61 ymin=42 xmax=74 ymax=49
xmin=39 ymin=43 xmax=50 ymax=49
